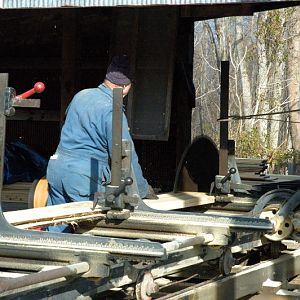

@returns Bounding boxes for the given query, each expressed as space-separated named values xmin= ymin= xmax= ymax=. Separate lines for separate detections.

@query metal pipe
xmin=278 ymin=190 xmax=300 ymax=218
xmin=163 ymin=234 xmax=214 ymax=252
xmin=77 ymin=227 xmax=195 ymax=241
xmin=0 ymin=261 xmax=90 ymax=293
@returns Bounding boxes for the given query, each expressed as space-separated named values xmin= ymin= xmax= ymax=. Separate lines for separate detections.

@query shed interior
xmin=0 ymin=7 xmax=194 ymax=197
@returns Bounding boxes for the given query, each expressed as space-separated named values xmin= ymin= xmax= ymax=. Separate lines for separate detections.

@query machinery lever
xmin=214 ymin=167 xmax=237 ymax=194
xmin=220 ymin=167 xmax=236 ymax=184
xmin=4 ymin=82 xmax=45 ymax=117
xmin=16 ymin=82 xmax=45 ymax=99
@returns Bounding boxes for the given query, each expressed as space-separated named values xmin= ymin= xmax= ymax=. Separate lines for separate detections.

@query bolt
xmin=146 ymin=282 xmax=159 ymax=295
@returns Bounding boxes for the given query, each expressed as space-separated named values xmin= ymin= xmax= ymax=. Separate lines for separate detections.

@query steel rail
xmin=76 ymin=227 xmax=196 ymax=241
xmin=0 ymin=235 xmax=166 ymax=258
xmin=157 ymin=248 xmax=300 ymax=300
xmin=91 ymin=210 xmax=273 ymax=235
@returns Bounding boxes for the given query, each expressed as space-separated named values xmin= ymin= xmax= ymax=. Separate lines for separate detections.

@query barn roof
xmin=1 ymin=0 xmax=299 ymax=9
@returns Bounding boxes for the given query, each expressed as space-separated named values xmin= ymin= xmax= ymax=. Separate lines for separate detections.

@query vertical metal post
xmin=219 ymin=61 xmax=229 ymax=176
xmin=0 ymin=74 xmax=8 ymax=204
xmin=111 ymin=88 xmax=123 ymax=186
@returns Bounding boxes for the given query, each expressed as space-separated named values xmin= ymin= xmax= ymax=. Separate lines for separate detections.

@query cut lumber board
xmin=16 ymin=213 xmax=106 ymax=229
xmin=146 ymin=192 xmax=214 ymax=210
xmin=3 ymin=192 xmax=215 ymax=229
xmin=236 ymin=158 xmax=268 ymax=165
xmin=4 ymin=201 xmax=103 ymax=226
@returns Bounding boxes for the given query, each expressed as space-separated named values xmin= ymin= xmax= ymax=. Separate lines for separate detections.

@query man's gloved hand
xmin=144 ymin=185 xmax=159 ymax=199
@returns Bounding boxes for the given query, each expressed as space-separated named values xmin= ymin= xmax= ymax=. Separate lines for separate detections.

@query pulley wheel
xmin=219 ymin=248 xmax=234 ymax=276
xmin=135 ymin=271 xmax=158 ymax=300
xmin=31 ymin=177 xmax=49 ymax=208
xmin=260 ymin=204 xmax=293 ymax=241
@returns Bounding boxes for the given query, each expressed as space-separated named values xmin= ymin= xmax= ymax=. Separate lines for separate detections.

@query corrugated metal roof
xmin=1 ymin=0 xmax=299 ymax=9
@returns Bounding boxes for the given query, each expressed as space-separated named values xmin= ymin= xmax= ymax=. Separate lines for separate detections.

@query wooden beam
xmin=180 ymin=2 xmax=300 ymax=20
xmin=60 ymin=11 xmax=77 ymax=127
xmin=219 ymin=61 xmax=229 ymax=176
xmin=4 ymin=201 xmax=105 ymax=228
xmin=4 ymin=192 xmax=215 ymax=229
xmin=150 ymin=191 xmax=214 ymax=211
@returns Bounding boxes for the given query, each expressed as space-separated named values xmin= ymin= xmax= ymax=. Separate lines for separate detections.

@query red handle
xmin=16 ymin=82 xmax=45 ymax=99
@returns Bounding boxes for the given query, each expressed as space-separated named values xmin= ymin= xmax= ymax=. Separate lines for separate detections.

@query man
xmin=46 ymin=55 xmax=157 ymax=232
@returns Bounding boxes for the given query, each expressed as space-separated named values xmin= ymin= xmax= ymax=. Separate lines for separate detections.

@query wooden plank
xmin=147 ymin=192 xmax=214 ymax=210
xmin=4 ymin=192 xmax=215 ymax=228
xmin=0 ymin=180 xmax=213 ymax=209
xmin=0 ymin=181 xmax=215 ymax=208
xmin=236 ymin=158 xmax=268 ymax=164
xmin=4 ymin=201 xmax=101 ymax=225
xmin=157 ymin=192 xmax=210 ymax=199
xmin=16 ymin=213 xmax=106 ymax=229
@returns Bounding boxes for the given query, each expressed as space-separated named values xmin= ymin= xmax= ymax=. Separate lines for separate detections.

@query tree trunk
xmin=287 ymin=7 xmax=300 ymax=173
xmin=235 ymin=16 xmax=253 ymax=130
xmin=255 ymin=12 xmax=270 ymax=136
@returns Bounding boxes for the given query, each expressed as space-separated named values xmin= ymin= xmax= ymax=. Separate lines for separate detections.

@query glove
xmin=144 ymin=185 xmax=159 ymax=200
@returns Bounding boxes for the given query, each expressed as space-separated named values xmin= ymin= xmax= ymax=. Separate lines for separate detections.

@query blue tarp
xmin=4 ymin=141 xmax=48 ymax=184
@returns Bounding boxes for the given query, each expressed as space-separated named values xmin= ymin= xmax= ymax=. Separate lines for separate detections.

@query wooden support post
xmin=0 ymin=74 xmax=8 ymax=203
xmin=219 ymin=61 xmax=229 ymax=176
xmin=110 ymin=8 xmax=139 ymax=130
xmin=60 ymin=11 xmax=77 ymax=127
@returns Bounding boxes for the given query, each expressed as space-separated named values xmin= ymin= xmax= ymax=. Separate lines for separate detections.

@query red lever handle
xmin=16 ymin=82 xmax=45 ymax=99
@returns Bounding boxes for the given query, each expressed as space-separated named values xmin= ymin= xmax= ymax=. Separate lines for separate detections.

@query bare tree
xmin=287 ymin=7 xmax=300 ymax=173
xmin=193 ymin=7 xmax=300 ymax=173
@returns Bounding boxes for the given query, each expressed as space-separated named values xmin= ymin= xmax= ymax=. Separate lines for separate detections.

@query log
xmin=4 ymin=201 xmax=105 ymax=227
xmin=146 ymin=192 xmax=214 ymax=210
xmin=4 ymin=192 xmax=215 ymax=229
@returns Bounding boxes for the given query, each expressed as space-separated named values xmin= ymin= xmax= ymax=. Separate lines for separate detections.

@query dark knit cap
xmin=105 ymin=55 xmax=131 ymax=86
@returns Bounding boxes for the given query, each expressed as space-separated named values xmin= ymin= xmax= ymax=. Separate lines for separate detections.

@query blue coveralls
xmin=46 ymin=84 xmax=149 ymax=232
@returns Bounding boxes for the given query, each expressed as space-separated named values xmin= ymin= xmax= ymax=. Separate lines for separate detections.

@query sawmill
xmin=1 ymin=1 xmax=300 ymax=299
